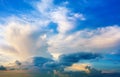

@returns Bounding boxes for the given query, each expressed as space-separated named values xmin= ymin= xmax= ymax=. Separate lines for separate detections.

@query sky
xmin=0 ymin=0 xmax=120 ymax=76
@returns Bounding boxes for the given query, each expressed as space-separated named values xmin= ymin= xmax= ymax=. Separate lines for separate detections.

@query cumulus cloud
xmin=64 ymin=63 xmax=90 ymax=73
xmin=0 ymin=17 xmax=52 ymax=63
xmin=27 ymin=54 xmax=104 ymax=77
xmin=0 ymin=0 xmax=87 ymax=63
xmin=31 ymin=52 xmax=100 ymax=72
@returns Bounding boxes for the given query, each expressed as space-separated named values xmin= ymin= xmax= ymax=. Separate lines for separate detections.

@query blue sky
xmin=1 ymin=0 xmax=120 ymax=29
xmin=0 ymin=0 xmax=120 ymax=75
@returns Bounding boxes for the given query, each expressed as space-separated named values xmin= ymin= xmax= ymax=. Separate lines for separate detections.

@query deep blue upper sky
xmin=1 ymin=0 xmax=120 ymax=29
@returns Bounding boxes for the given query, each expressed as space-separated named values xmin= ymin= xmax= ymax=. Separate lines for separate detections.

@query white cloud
xmin=34 ymin=0 xmax=80 ymax=34
xmin=73 ymin=13 xmax=86 ymax=20
xmin=0 ymin=17 xmax=52 ymax=63
xmin=48 ymin=26 xmax=120 ymax=59
xmin=50 ymin=7 xmax=74 ymax=33
xmin=36 ymin=0 xmax=53 ymax=14
xmin=0 ymin=54 xmax=18 ymax=66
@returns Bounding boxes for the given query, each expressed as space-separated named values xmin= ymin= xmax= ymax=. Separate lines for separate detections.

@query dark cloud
xmin=32 ymin=57 xmax=59 ymax=72
xmin=86 ymin=66 xmax=102 ymax=76
xmin=33 ymin=57 xmax=53 ymax=67
xmin=15 ymin=60 xmax=22 ymax=66
xmin=59 ymin=52 xmax=100 ymax=66
xmin=0 ymin=65 xmax=7 ymax=71
xmin=2 ymin=53 xmax=117 ymax=77
xmin=44 ymin=61 xmax=60 ymax=69
xmin=30 ymin=52 xmax=120 ymax=77
xmin=32 ymin=52 xmax=101 ymax=72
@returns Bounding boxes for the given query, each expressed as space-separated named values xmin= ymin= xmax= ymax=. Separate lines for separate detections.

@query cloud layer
xmin=48 ymin=25 xmax=120 ymax=59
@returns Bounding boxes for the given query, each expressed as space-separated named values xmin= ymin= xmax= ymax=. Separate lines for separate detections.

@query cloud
xmin=33 ymin=57 xmax=53 ymax=67
xmin=0 ymin=0 xmax=87 ymax=63
xmin=34 ymin=0 xmax=83 ymax=34
xmin=0 ymin=65 xmax=7 ymax=71
xmin=31 ymin=52 xmax=100 ymax=72
xmin=0 ymin=17 xmax=52 ymax=63
xmin=64 ymin=63 xmax=90 ymax=73
xmin=0 ymin=44 xmax=18 ymax=55
xmin=32 ymin=56 xmax=61 ymax=71
xmin=36 ymin=0 xmax=53 ymax=14
xmin=64 ymin=64 xmax=103 ymax=77
xmin=15 ymin=60 xmax=22 ymax=66
xmin=30 ymin=56 xmax=105 ymax=77
xmin=48 ymin=25 xmax=120 ymax=59
xmin=59 ymin=52 xmax=100 ymax=66
xmin=0 ymin=54 xmax=14 ymax=65
xmin=73 ymin=13 xmax=86 ymax=20
xmin=50 ymin=7 xmax=74 ymax=33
